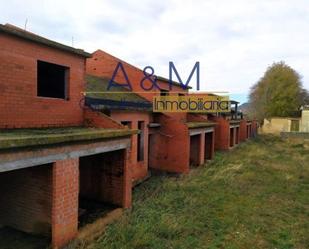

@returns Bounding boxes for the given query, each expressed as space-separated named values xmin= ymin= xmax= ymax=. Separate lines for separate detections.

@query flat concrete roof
xmin=0 ymin=127 xmax=137 ymax=150
xmin=186 ymin=121 xmax=217 ymax=129
xmin=229 ymin=120 xmax=241 ymax=124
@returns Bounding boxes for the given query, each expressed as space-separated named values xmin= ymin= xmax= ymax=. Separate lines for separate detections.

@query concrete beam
xmin=0 ymin=138 xmax=130 ymax=173
xmin=189 ymin=127 xmax=214 ymax=136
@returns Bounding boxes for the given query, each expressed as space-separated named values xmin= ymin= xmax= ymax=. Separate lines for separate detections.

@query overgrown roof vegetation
xmin=85 ymin=75 xmax=152 ymax=111
xmin=0 ymin=127 xmax=136 ymax=149
xmin=186 ymin=121 xmax=216 ymax=128
xmin=85 ymin=135 xmax=309 ymax=249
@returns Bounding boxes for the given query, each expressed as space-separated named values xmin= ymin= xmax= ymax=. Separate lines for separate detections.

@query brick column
xmin=239 ymin=120 xmax=247 ymax=141
xmin=211 ymin=131 xmax=215 ymax=159
xmin=233 ymin=128 xmax=237 ymax=146
xmin=199 ymin=133 xmax=205 ymax=165
xmin=123 ymin=149 xmax=133 ymax=208
xmin=51 ymin=158 xmax=79 ymax=249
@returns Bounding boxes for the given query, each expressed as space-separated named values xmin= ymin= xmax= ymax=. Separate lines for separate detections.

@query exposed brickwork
xmin=205 ymin=131 xmax=215 ymax=160
xmin=0 ymin=30 xmax=261 ymax=249
xmin=187 ymin=113 xmax=208 ymax=122
xmin=123 ymin=149 xmax=132 ymax=208
xmin=79 ymin=150 xmax=127 ymax=207
xmin=236 ymin=127 xmax=240 ymax=144
xmin=190 ymin=134 xmax=204 ymax=166
xmin=83 ymin=108 xmax=124 ymax=129
xmin=110 ymin=111 xmax=151 ymax=183
xmin=246 ymin=123 xmax=252 ymax=138
xmin=149 ymin=114 xmax=190 ymax=173
xmin=51 ymin=158 xmax=79 ymax=249
xmin=0 ymin=33 xmax=86 ymax=128
xmin=239 ymin=119 xmax=247 ymax=141
xmin=0 ymin=164 xmax=52 ymax=235
xmin=86 ymin=50 xmax=187 ymax=102
xmin=86 ymin=49 xmax=191 ymax=176
xmin=210 ymin=116 xmax=230 ymax=150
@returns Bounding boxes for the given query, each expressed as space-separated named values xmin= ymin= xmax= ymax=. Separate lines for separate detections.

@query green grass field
xmin=86 ymin=135 xmax=309 ymax=249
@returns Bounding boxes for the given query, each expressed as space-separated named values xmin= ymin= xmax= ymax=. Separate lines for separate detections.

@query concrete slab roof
xmin=85 ymin=74 xmax=152 ymax=111
xmin=0 ymin=23 xmax=91 ymax=58
xmin=186 ymin=121 xmax=217 ymax=128
xmin=229 ymin=120 xmax=241 ymax=124
xmin=0 ymin=127 xmax=137 ymax=150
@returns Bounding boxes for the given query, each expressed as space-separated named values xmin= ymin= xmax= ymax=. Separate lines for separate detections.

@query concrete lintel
xmin=230 ymin=124 xmax=240 ymax=128
xmin=189 ymin=127 xmax=214 ymax=136
xmin=0 ymin=138 xmax=130 ymax=173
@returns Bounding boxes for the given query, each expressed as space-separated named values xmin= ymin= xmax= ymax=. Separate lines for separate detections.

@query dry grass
xmin=85 ymin=135 xmax=309 ymax=249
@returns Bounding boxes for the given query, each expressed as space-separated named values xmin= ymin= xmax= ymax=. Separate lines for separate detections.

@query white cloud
xmin=1 ymin=0 xmax=309 ymax=101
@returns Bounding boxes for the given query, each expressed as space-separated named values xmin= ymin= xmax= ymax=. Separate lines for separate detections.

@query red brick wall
xmin=149 ymin=114 xmax=190 ymax=173
xmin=205 ymin=131 xmax=215 ymax=160
xmin=0 ymin=164 xmax=52 ymax=235
xmin=86 ymin=50 xmax=188 ymax=102
xmin=52 ymin=158 xmax=79 ymax=249
xmin=189 ymin=134 xmax=204 ymax=166
xmin=210 ymin=116 xmax=230 ymax=150
xmin=79 ymin=150 xmax=126 ymax=207
xmin=123 ymin=149 xmax=132 ymax=208
xmin=246 ymin=124 xmax=252 ymax=138
xmin=110 ymin=111 xmax=151 ymax=182
xmin=239 ymin=119 xmax=247 ymax=141
xmin=86 ymin=50 xmax=152 ymax=101
xmin=0 ymin=33 xmax=86 ymax=128
xmin=187 ymin=113 xmax=208 ymax=122
xmin=84 ymin=108 xmax=124 ymax=129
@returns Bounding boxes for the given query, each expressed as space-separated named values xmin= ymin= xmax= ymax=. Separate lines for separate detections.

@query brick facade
xmin=0 ymin=164 xmax=52 ymax=235
xmin=79 ymin=150 xmax=127 ymax=207
xmin=0 ymin=25 xmax=259 ymax=249
xmin=84 ymin=108 xmax=124 ymax=129
xmin=149 ymin=114 xmax=190 ymax=173
xmin=239 ymin=119 xmax=247 ymax=141
xmin=211 ymin=116 xmax=230 ymax=150
xmin=0 ymin=33 xmax=86 ymax=128
xmin=110 ymin=111 xmax=151 ymax=183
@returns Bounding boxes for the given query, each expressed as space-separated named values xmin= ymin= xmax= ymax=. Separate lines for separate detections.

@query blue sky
xmin=1 ymin=0 xmax=309 ymax=104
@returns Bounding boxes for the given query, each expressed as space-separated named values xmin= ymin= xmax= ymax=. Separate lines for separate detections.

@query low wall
xmin=280 ymin=132 xmax=309 ymax=139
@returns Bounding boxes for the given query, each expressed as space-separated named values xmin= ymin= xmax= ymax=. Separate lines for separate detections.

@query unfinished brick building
xmin=85 ymin=74 xmax=153 ymax=184
xmin=0 ymin=24 xmax=135 ymax=248
xmin=0 ymin=23 xmax=258 ymax=249
xmin=207 ymin=100 xmax=241 ymax=150
xmin=86 ymin=50 xmax=216 ymax=174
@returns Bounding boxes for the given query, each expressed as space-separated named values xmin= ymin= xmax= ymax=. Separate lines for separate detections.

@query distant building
xmin=300 ymin=106 xmax=309 ymax=132
xmin=261 ymin=117 xmax=300 ymax=134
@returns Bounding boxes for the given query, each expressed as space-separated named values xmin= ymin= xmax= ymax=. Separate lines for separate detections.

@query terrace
xmin=0 ymin=127 xmax=137 ymax=150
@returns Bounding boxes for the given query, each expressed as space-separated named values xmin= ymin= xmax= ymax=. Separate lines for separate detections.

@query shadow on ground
xmin=0 ymin=227 xmax=49 ymax=249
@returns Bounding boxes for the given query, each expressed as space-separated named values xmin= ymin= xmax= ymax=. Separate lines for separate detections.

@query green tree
xmin=248 ymin=61 xmax=306 ymax=121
